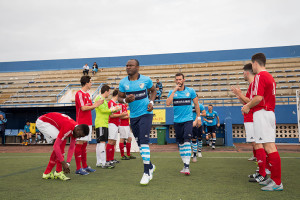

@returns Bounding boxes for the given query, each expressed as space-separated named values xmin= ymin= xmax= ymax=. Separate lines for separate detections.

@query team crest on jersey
xmin=186 ymin=92 xmax=190 ymax=97
xmin=139 ymin=83 xmax=144 ymax=89
xmin=125 ymin=85 xmax=129 ymax=90
xmin=174 ymin=94 xmax=177 ymax=97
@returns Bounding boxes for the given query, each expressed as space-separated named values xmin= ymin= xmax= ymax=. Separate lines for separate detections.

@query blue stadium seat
xmin=194 ymin=79 xmax=200 ymax=81
xmin=11 ymin=129 xmax=19 ymax=136
xmin=278 ymin=80 xmax=286 ymax=83
xmin=288 ymin=80 xmax=296 ymax=83
xmin=220 ymin=78 xmax=227 ymax=81
xmin=280 ymin=86 xmax=288 ymax=89
xmin=275 ymin=70 xmax=282 ymax=73
xmin=220 ymin=88 xmax=229 ymax=91
xmin=291 ymin=86 xmax=299 ymax=89
xmin=194 ymin=74 xmax=201 ymax=76
xmin=202 ymin=83 xmax=209 ymax=86
xmin=211 ymin=78 xmax=218 ymax=81
xmin=285 ymin=70 xmax=292 ymax=72
xmin=186 ymin=74 xmax=192 ymax=77
xmin=286 ymin=75 xmax=294 ymax=78
xmin=5 ymin=129 xmax=12 ymax=136
xmin=201 ymin=89 xmax=209 ymax=92
xmin=193 ymin=84 xmax=200 ymax=86
xmin=211 ymin=89 xmax=219 ymax=91
xmin=220 ymin=83 xmax=227 ymax=85
xmin=203 ymin=79 xmax=209 ymax=81
xmin=220 ymin=73 xmax=227 ymax=75
xmin=276 ymin=75 xmax=284 ymax=78
xmin=295 ymin=69 xmax=300 ymax=72
xmin=211 ymin=83 xmax=218 ymax=86
xmin=211 ymin=73 xmax=219 ymax=76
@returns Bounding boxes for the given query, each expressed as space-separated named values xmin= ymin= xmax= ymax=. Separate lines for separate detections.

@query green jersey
xmin=94 ymin=94 xmax=112 ymax=128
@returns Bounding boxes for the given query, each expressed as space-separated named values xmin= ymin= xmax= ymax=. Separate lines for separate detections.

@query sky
xmin=0 ymin=0 xmax=300 ymax=62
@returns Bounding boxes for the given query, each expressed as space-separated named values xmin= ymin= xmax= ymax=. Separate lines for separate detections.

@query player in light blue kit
xmin=204 ymin=104 xmax=220 ymax=149
xmin=166 ymin=73 xmax=201 ymax=175
xmin=118 ymin=59 xmax=157 ymax=185
xmin=191 ymin=99 xmax=206 ymax=162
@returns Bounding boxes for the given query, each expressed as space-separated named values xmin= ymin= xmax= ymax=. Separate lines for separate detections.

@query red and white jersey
xmin=75 ymin=89 xmax=93 ymax=125
xmin=120 ymin=104 xmax=129 ymax=126
xmin=251 ymin=70 xmax=276 ymax=113
xmin=108 ymin=100 xmax=120 ymax=126
xmin=38 ymin=112 xmax=77 ymax=140
xmin=244 ymin=82 xmax=254 ymax=123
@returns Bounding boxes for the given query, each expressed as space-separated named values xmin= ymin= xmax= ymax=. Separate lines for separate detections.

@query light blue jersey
xmin=24 ymin=125 xmax=30 ymax=133
xmin=119 ymin=74 xmax=153 ymax=118
xmin=205 ymin=111 xmax=218 ymax=126
xmin=192 ymin=103 xmax=205 ymax=120
xmin=168 ymin=87 xmax=197 ymax=123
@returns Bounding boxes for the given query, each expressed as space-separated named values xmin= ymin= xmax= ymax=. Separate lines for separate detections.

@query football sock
xmin=140 ymin=144 xmax=150 ymax=175
xmin=81 ymin=142 xmax=88 ymax=168
xmin=56 ymin=160 xmax=62 ymax=173
xmin=183 ymin=142 xmax=191 ymax=166
xmin=97 ymin=143 xmax=106 ymax=165
xmin=192 ymin=140 xmax=197 ymax=155
xmin=96 ymin=143 xmax=101 ymax=165
xmin=212 ymin=138 xmax=216 ymax=147
xmin=268 ymin=152 xmax=281 ymax=185
xmin=45 ymin=151 xmax=56 ymax=174
xmin=256 ymin=148 xmax=267 ymax=177
xmin=198 ymin=139 xmax=202 ymax=152
xmin=119 ymin=142 xmax=125 ymax=157
xmin=110 ymin=145 xmax=115 ymax=160
xmin=265 ymin=150 xmax=271 ymax=172
xmin=29 ymin=138 xmax=32 ymax=143
xmin=106 ymin=144 xmax=114 ymax=162
xmin=179 ymin=143 xmax=185 ymax=164
xmin=126 ymin=142 xmax=131 ymax=156
xmin=75 ymin=144 xmax=82 ymax=170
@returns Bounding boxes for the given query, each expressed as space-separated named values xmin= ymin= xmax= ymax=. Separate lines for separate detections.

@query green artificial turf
xmin=0 ymin=151 xmax=299 ymax=200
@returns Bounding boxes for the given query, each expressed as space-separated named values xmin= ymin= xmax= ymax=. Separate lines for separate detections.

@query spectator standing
xmin=22 ymin=121 xmax=32 ymax=145
xmin=0 ymin=112 xmax=7 ymax=145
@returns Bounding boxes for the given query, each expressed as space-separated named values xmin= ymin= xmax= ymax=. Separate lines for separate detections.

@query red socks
xmin=255 ymin=148 xmax=266 ymax=177
xmin=44 ymin=151 xmax=56 ymax=174
xmin=75 ymin=144 xmax=83 ymax=170
xmin=253 ymin=147 xmax=256 ymax=157
xmin=126 ymin=143 xmax=131 ymax=156
xmin=268 ymin=152 xmax=282 ymax=185
xmin=106 ymin=144 xmax=114 ymax=161
xmin=81 ymin=143 xmax=88 ymax=168
xmin=119 ymin=143 xmax=125 ymax=157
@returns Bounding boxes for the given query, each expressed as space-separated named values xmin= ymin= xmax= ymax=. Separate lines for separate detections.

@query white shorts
xmin=244 ymin=122 xmax=255 ymax=143
xmin=108 ymin=123 xmax=118 ymax=140
xmin=119 ymin=126 xmax=131 ymax=139
xmin=77 ymin=125 xmax=92 ymax=141
xmin=36 ymin=119 xmax=58 ymax=144
xmin=253 ymin=109 xmax=276 ymax=143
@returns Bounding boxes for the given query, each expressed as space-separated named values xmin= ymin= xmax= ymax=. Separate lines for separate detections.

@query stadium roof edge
xmin=1 ymin=45 xmax=300 ymax=73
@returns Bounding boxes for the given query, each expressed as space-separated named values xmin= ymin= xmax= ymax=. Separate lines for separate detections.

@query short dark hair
xmin=251 ymin=53 xmax=266 ymax=66
xmin=80 ymin=76 xmax=91 ymax=87
xmin=208 ymin=104 xmax=213 ymax=107
xmin=129 ymin=59 xmax=139 ymax=66
xmin=175 ymin=73 xmax=184 ymax=79
xmin=77 ymin=124 xmax=89 ymax=136
xmin=112 ymin=89 xmax=119 ymax=97
xmin=243 ymin=63 xmax=254 ymax=74
xmin=101 ymin=84 xmax=110 ymax=94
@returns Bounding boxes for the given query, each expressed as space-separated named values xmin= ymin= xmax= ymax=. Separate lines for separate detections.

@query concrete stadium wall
xmin=1 ymin=45 xmax=300 ymax=72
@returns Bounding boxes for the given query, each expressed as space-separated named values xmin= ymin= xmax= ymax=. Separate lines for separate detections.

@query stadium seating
xmin=0 ymin=57 xmax=299 ymax=105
